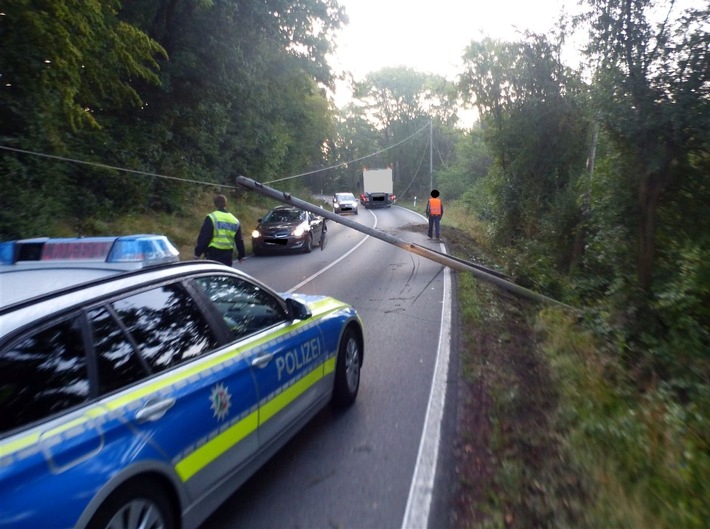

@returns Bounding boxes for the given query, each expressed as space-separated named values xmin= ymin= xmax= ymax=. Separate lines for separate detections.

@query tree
xmin=118 ymin=0 xmax=345 ymax=185
xmin=581 ymin=0 xmax=710 ymax=294
xmin=349 ymin=67 xmax=461 ymax=198
xmin=0 ymin=0 xmax=347 ymax=236
xmin=0 ymin=0 xmax=166 ymax=237
xmin=0 ymin=0 xmax=165 ymax=139
xmin=458 ymin=35 xmax=590 ymax=273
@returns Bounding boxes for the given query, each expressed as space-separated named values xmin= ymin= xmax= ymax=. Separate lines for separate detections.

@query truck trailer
xmin=359 ymin=168 xmax=395 ymax=208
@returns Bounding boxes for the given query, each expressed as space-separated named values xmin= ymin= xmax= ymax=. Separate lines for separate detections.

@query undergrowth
xmin=537 ymin=308 xmax=710 ymax=529
xmin=54 ymin=188 xmax=298 ymax=259
xmin=448 ymin=198 xmax=708 ymax=529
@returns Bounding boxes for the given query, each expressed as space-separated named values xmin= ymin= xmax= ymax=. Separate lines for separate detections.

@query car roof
xmin=0 ymin=267 xmax=121 ymax=306
xmin=0 ymin=234 xmax=181 ymax=306
xmin=0 ymin=260 xmax=266 ymax=340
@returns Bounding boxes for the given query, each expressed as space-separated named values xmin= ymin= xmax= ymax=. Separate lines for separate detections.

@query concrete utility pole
xmin=235 ymin=176 xmax=575 ymax=310
xmin=429 ymin=118 xmax=433 ymax=191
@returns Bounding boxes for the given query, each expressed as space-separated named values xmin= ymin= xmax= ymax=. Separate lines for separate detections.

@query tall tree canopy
xmin=459 ymin=35 xmax=590 ymax=274
xmin=581 ymin=0 xmax=710 ymax=294
xmin=0 ymin=0 xmax=345 ymax=237
xmin=334 ymin=67 xmax=460 ymax=198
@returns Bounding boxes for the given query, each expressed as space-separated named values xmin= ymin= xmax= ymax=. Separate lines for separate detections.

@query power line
xmin=1 ymin=122 xmax=431 ymax=188
xmin=0 ymin=145 xmax=232 ymax=189
xmin=264 ymin=122 xmax=430 ymax=184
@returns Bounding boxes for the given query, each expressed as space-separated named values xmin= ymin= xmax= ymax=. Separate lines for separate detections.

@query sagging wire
xmin=1 ymin=120 xmax=431 ymax=188
xmin=0 ymin=145 xmax=232 ymax=189
xmin=263 ymin=121 xmax=431 ymax=184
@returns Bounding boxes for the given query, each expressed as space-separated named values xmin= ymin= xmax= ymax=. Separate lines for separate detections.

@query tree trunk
xmin=637 ymin=171 xmax=663 ymax=293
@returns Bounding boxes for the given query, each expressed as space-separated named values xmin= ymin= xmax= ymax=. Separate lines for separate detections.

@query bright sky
xmin=330 ymin=0 xmax=571 ymax=106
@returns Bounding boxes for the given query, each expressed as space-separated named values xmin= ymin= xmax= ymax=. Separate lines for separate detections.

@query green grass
xmin=63 ymin=189 xmax=311 ymax=259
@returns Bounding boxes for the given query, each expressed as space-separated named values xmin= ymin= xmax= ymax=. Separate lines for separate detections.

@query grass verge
xmin=446 ymin=198 xmax=708 ymax=529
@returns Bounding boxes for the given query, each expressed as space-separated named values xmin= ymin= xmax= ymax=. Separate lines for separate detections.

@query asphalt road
xmin=200 ymin=205 xmax=454 ymax=529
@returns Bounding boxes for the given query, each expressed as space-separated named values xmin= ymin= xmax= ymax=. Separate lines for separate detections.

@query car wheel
xmin=253 ymin=246 xmax=263 ymax=256
xmin=302 ymin=233 xmax=313 ymax=253
xmin=87 ymin=479 xmax=175 ymax=529
xmin=332 ymin=326 xmax=361 ymax=408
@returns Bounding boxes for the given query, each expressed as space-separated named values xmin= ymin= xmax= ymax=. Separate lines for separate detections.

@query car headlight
xmin=292 ymin=222 xmax=308 ymax=237
xmin=252 ymin=230 xmax=261 ymax=238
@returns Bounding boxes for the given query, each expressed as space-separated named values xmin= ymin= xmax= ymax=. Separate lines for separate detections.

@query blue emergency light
xmin=0 ymin=234 xmax=179 ymax=267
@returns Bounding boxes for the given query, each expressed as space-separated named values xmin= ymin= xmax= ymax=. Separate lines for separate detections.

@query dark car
xmin=251 ymin=206 xmax=326 ymax=255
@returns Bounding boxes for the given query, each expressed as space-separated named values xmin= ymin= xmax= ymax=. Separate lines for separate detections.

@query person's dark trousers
xmin=428 ymin=215 xmax=441 ymax=238
xmin=205 ymin=247 xmax=234 ymax=266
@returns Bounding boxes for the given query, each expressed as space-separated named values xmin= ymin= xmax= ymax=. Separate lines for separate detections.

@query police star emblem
xmin=209 ymin=383 xmax=232 ymax=421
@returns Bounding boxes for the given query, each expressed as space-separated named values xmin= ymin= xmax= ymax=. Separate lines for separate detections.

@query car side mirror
xmin=286 ymin=297 xmax=312 ymax=320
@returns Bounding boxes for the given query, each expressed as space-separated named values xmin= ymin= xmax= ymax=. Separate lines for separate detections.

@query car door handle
xmin=136 ymin=398 xmax=176 ymax=423
xmin=252 ymin=353 xmax=274 ymax=368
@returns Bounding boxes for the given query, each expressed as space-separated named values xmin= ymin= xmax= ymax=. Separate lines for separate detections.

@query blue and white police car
xmin=0 ymin=234 xmax=364 ymax=529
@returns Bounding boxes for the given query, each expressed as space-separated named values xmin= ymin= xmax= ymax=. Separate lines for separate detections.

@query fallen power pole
xmin=235 ymin=175 xmax=575 ymax=310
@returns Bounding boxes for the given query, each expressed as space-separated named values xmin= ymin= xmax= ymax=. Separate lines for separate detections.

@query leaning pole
xmin=235 ymin=175 xmax=576 ymax=310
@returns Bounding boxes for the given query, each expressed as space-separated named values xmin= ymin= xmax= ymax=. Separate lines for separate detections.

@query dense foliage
xmin=454 ymin=2 xmax=709 ymax=526
xmin=0 ymin=0 xmax=345 ymax=237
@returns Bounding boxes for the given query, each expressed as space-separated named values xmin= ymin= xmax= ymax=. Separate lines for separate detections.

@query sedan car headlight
xmin=252 ymin=229 xmax=262 ymax=238
xmin=292 ymin=222 xmax=308 ymax=237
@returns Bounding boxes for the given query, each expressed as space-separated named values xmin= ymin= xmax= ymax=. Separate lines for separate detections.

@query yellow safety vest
xmin=208 ymin=210 xmax=239 ymax=250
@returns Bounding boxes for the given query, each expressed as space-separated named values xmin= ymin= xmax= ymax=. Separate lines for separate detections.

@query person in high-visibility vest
xmin=426 ymin=189 xmax=444 ymax=239
xmin=194 ymin=194 xmax=246 ymax=266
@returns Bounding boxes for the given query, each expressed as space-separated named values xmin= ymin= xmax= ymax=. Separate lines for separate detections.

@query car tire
xmin=253 ymin=246 xmax=263 ymax=256
xmin=87 ymin=479 xmax=175 ymax=529
xmin=303 ymin=234 xmax=313 ymax=253
xmin=332 ymin=326 xmax=361 ymax=408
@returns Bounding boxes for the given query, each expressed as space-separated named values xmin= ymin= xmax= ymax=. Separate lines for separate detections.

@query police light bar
xmin=0 ymin=234 xmax=179 ymax=268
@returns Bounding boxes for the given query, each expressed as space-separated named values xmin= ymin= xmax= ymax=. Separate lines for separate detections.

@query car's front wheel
xmin=332 ymin=326 xmax=361 ymax=407
xmin=87 ymin=479 xmax=175 ymax=529
xmin=302 ymin=233 xmax=313 ymax=253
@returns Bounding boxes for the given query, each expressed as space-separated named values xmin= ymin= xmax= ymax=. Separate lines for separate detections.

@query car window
xmin=88 ymin=307 xmax=149 ymax=394
xmin=264 ymin=209 xmax=303 ymax=223
xmin=111 ymin=283 xmax=218 ymax=373
xmin=0 ymin=316 xmax=89 ymax=434
xmin=193 ymin=275 xmax=287 ymax=340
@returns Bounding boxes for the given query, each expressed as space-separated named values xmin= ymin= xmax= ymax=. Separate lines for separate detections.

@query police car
xmin=0 ymin=234 xmax=364 ymax=529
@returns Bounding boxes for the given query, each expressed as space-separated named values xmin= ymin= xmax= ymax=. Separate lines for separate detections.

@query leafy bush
xmin=538 ymin=308 xmax=710 ymax=529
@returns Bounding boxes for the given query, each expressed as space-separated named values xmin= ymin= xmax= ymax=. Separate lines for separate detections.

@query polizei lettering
xmin=276 ymin=337 xmax=321 ymax=381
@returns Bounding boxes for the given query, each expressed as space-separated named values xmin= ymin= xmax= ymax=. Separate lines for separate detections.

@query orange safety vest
xmin=428 ymin=197 xmax=442 ymax=215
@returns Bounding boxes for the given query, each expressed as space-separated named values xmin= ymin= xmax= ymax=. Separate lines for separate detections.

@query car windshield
xmin=263 ymin=209 xmax=304 ymax=223
xmin=336 ymin=193 xmax=356 ymax=201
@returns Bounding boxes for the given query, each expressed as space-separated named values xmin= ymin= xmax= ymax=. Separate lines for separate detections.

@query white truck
xmin=359 ymin=167 xmax=395 ymax=208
